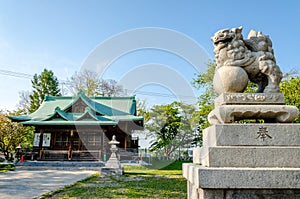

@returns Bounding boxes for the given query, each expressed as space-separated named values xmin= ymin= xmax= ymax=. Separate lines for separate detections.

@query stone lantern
xmin=100 ymin=135 xmax=123 ymax=176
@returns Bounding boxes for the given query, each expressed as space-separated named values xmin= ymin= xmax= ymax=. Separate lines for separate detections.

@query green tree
xmin=147 ymin=102 xmax=199 ymax=159
xmin=136 ymin=99 xmax=151 ymax=121
xmin=0 ymin=115 xmax=34 ymax=161
xmin=29 ymin=69 xmax=61 ymax=113
xmin=192 ymin=61 xmax=217 ymax=145
xmin=193 ymin=61 xmax=216 ymax=97
xmin=147 ymin=103 xmax=181 ymax=159
xmin=173 ymin=102 xmax=199 ymax=158
xmin=280 ymin=75 xmax=300 ymax=122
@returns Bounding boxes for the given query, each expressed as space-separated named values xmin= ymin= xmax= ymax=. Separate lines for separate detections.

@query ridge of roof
xmin=61 ymin=91 xmax=130 ymax=116
xmin=61 ymin=91 xmax=96 ymax=112
xmin=44 ymin=94 xmax=136 ymax=101
xmin=76 ymin=107 xmax=98 ymax=121
xmin=8 ymin=115 xmax=31 ymax=122
xmin=43 ymin=107 xmax=73 ymax=121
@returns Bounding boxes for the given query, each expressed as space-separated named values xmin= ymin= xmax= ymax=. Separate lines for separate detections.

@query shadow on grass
xmin=123 ymin=172 xmax=155 ymax=176
xmin=159 ymin=160 xmax=192 ymax=170
xmin=143 ymin=160 xmax=192 ymax=170
xmin=123 ymin=160 xmax=192 ymax=176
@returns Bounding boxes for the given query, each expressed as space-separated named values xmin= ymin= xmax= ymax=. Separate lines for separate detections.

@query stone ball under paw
xmin=213 ymin=66 xmax=249 ymax=94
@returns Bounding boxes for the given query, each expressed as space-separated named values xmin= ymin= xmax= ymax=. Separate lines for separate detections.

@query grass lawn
xmin=39 ymin=161 xmax=189 ymax=199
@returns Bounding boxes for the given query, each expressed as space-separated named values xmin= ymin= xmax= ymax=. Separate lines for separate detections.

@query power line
xmin=0 ymin=69 xmax=32 ymax=79
xmin=127 ymin=89 xmax=197 ymax=99
xmin=0 ymin=69 xmax=70 ymax=83
xmin=0 ymin=69 xmax=198 ymax=99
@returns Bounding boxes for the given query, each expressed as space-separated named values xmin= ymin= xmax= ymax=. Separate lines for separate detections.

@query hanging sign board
xmin=33 ymin=133 xmax=51 ymax=147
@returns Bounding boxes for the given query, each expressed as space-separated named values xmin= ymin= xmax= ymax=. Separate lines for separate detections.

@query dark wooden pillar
xmin=78 ymin=134 xmax=82 ymax=150
xmin=38 ymin=129 xmax=44 ymax=159
xmin=124 ymin=136 xmax=127 ymax=151
xmin=68 ymin=130 xmax=74 ymax=160
xmin=101 ymin=131 xmax=104 ymax=161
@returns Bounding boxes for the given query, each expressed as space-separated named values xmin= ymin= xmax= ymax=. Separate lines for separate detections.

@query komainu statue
xmin=211 ymin=26 xmax=283 ymax=94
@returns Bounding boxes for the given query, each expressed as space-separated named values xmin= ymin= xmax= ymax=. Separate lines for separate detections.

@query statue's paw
xmin=263 ymin=85 xmax=280 ymax=93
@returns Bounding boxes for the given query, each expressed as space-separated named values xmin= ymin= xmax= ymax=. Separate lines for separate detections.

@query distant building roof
xmin=9 ymin=91 xmax=143 ymax=127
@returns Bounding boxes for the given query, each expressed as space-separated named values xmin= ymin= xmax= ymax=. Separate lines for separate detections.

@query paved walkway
xmin=0 ymin=167 xmax=97 ymax=199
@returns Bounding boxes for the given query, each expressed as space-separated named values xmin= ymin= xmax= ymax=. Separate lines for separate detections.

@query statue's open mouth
xmin=214 ymin=37 xmax=233 ymax=46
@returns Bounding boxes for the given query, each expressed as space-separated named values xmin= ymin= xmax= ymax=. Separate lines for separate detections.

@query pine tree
xmin=29 ymin=69 xmax=61 ymax=113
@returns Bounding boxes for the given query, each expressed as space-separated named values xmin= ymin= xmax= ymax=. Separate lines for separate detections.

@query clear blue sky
xmin=0 ymin=0 xmax=299 ymax=110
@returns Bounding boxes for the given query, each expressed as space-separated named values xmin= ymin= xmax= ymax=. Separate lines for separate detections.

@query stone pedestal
xmin=183 ymin=93 xmax=300 ymax=198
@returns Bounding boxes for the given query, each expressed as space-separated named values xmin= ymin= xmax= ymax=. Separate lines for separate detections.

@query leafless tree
xmin=99 ymin=79 xmax=124 ymax=97
xmin=16 ymin=91 xmax=31 ymax=114
xmin=68 ymin=70 xmax=124 ymax=96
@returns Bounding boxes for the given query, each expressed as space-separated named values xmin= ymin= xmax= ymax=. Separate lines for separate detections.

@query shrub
xmin=0 ymin=163 xmax=15 ymax=171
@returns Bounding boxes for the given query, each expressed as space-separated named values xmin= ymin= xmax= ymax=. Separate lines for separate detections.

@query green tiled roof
xmin=9 ymin=91 xmax=143 ymax=126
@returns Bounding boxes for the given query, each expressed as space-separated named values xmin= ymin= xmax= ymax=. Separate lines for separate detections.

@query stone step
xmin=16 ymin=161 xmax=104 ymax=167
xmin=203 ymin=124 xmax=300 ymax=146
xmin=182 ymin=163 xmax=300 ymax=189
xmin=197 ymin=146 xmax=300 ymax=167
xmin=16 ymin=166 xmax=101 ymax=171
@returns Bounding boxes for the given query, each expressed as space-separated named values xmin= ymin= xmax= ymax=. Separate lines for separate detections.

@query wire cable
xmin=0 ymin=69 xmax=198 ymax=99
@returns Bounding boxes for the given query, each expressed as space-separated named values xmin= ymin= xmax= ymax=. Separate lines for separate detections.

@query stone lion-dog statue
xmin=211 ymin=26 xmax=283 ymax=94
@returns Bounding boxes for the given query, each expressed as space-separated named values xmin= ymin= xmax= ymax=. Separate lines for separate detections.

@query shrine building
xmin=9 ymin=91 xmax=143 ymax=161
